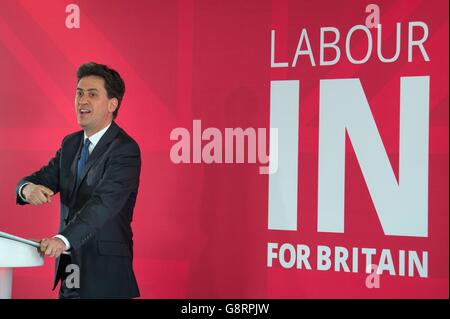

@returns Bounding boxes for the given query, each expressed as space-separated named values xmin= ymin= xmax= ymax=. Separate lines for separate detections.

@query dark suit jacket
xmin=16 ymin=121 xmax=141 ymax=298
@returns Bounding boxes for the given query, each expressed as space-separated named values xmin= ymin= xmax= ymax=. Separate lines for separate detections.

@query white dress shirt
xmin=21 ymin=123 xmax=112 ymax=251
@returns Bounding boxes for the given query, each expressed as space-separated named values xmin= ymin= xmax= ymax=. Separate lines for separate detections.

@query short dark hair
xmin=76 ymin=62 xmax=125 ymax=119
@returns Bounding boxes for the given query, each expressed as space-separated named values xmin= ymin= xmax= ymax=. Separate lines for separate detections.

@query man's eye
xmin=77 ymin=91 xmax=83 ymax=97
xmin=89 ymin=93 xmax=97 ymax=97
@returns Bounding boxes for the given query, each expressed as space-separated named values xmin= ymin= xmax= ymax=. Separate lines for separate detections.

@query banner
xmin=0 ymin=0 xmax=448 ymax=298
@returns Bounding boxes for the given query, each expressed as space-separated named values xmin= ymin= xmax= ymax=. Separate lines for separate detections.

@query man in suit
xmin=16 ymin=62 xmax=141 ymax=299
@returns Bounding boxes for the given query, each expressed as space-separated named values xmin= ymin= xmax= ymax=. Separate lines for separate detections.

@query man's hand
xmin=22 ymin=183 xmax=54 ymax=205
xmin=40 ymin=237 xmax=67 ymax=258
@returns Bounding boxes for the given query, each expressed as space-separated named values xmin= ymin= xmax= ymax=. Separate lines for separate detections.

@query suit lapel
xmin=67 ymin=133 xmax=84 ymax=201
xmin=74 ymin=121 xmax=120 ymax=192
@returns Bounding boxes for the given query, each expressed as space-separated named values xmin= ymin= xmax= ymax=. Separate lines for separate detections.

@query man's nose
xmin=78 ymin=95 xmax=89 ymax=105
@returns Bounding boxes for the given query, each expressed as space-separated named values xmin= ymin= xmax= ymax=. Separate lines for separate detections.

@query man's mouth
xmin=79 ymin=108 xmax=91 ymax=114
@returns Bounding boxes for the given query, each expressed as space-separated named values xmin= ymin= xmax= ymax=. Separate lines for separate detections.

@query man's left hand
xmin=40 ymin=237 xmax=67 ymax=258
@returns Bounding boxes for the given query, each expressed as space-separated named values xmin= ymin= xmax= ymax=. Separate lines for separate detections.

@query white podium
xmin=0 ymin=232 xmax=44 ymax=299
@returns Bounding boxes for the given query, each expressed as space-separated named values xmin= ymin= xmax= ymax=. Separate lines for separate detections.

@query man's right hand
xmin=22 ymin=183 xmax=54 ymax=205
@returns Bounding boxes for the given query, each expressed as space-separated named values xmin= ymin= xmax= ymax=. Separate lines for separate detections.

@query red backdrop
xmin=0 ymin=0 xmax=448 ymax=298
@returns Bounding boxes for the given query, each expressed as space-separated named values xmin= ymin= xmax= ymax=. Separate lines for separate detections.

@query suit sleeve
xmin=16 ymin=148 xmax=61 ymax=205
xmin=60 ymin=141 xmax=141 ymax=251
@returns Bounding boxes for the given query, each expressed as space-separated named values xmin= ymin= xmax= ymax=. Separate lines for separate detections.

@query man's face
xmin=75 ymin=75 xmax=117 ymax=136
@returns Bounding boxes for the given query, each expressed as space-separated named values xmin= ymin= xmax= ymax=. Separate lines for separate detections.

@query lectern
xmin=0 ymin=232 xmax=44 ymax=299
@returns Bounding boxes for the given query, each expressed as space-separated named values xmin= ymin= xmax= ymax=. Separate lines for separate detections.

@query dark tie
xmin=76 ymin=138 xmax=91 ymax=183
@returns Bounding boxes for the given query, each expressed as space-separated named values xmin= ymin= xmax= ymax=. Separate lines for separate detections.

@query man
xmin=16 ymin=62 xmax=141 ymax=299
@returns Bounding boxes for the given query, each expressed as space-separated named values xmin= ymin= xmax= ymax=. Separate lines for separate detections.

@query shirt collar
xmin=84 ymin=122 xmax=112 ymax=148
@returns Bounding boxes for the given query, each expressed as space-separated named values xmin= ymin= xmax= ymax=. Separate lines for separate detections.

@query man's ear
xmin=109 ymin=98 xmax=118 ymax=113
